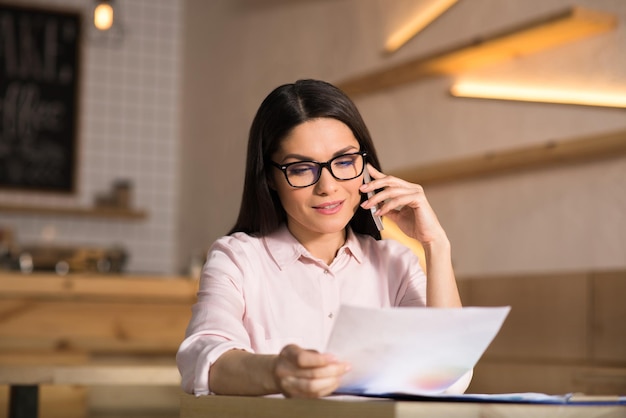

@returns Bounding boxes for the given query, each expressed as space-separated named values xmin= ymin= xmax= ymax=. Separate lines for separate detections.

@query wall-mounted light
xmin=90 ymin=0 xmax=123 ymax=44
xmin=384 ymin=0 xmax=458 ymax=53
xmin=93 ymin=0 xmax=114 ymax=31
xmin=450 ymin=80 xmax=626 ymax=108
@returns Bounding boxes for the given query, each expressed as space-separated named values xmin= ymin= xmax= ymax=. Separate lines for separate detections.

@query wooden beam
xmin=390 ymin=130 xmax=626 ymax=186
xmin=337 ymin=7 xmax=617 ymax=96
xmin=384 ymin=0 xmax=459 ymax=53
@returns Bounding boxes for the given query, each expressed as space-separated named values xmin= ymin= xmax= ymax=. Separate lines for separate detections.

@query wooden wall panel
xmin=591 ymin=271 xmax=626 ymax=363
xmin=460 ymin=274 xmax=588 ymax=361
xmin=468 ymin=362 xmax=585 ymax=394
xmin=460 ymin=271 xmax=625 ymax=394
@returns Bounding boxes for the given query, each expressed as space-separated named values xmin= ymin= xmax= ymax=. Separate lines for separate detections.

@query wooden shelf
xmin=0 ymin=273 xmax=197 ymax=302
xmin=0 ymin=203 xmax=147 ymax=220
xmin=337 ymin=6 xmax=617 ymax=96
xmin=390 ymin=129 xmax=626 ymax=186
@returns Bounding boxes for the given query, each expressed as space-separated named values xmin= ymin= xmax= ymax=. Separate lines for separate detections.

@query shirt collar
xmin=263 ymin=224 xmax=365 ymax=269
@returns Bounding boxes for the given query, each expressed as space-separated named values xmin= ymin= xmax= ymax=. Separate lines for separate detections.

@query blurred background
xmin=0 ymin=0 xmax=624 ymax=277
xmin=0 ymin=0 xmax=624 ymax=417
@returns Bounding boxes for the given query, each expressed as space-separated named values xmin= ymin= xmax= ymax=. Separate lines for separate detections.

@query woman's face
xmin=271 ymin=117 xmax=363 ymax=242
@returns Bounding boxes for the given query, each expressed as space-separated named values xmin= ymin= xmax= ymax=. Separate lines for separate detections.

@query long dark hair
xmin=229 ymin=79 xmax=382 ymax=239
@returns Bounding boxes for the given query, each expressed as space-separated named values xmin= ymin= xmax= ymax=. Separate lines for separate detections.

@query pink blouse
xmin=176 ymin=225 xmax=427 ymax=395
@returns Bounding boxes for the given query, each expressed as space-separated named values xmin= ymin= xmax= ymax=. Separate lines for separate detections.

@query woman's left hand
xmin=360 ymin=164 xmax=448 ymax=247
xmin=361 ymin=165 xmax=461 ymax=308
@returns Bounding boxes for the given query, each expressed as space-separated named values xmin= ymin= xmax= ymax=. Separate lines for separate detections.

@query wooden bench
xmin=457 ymin=270 xmax=626 ymax=395
xmin=0 ymin=273 xmax=197 ymax=418
xmin=2 ymin=270 xmax=624 ymax=415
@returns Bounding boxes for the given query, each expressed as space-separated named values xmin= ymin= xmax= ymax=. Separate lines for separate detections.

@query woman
xmin=177 ymin=79 xmax=466 ymax=398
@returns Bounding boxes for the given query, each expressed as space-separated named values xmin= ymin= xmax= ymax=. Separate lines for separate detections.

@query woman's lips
xmin=313 ymin=200 xmax=344 ymax=215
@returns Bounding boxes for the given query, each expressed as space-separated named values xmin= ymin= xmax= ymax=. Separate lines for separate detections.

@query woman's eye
xmin=287 ymin=164 xmax=315 ymax=176
xmin=334 ymin=157 xmax=356 ymax=168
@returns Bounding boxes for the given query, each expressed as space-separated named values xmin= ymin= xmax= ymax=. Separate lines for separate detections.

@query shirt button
xmin=328 ymin=312 xmax=334 ymax=319
xmin=323 ymin=270 xmax=330 ymax=275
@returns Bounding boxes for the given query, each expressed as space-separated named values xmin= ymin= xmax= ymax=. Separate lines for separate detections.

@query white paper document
xmin=325 ymin=305 xmax=510 ymax=396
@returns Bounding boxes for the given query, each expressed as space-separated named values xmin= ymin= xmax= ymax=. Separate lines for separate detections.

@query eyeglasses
xmin=271 ymin=151 xmax=367 ymax=188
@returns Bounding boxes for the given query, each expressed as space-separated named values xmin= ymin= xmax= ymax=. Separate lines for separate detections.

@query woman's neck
xmin=287 ymin=225 xmax=346 ymax=265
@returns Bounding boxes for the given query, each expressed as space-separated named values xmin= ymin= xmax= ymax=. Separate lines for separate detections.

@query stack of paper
xmin=325 ymin=305 xmax=510 ymax=396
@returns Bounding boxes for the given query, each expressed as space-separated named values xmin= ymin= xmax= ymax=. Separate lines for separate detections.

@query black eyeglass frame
xmin=270 ymin=151 xmax=367 ymax=188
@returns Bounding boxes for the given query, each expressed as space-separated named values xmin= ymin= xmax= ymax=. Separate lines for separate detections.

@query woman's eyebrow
xmin=332 ymin=146 xmax=359 ymax=157
xmin=280 ymin=146 xmax=359 ymax=162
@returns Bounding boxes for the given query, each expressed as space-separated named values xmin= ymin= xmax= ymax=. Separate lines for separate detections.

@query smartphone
xmin=363 ymin=170 xmax=384 ymax=231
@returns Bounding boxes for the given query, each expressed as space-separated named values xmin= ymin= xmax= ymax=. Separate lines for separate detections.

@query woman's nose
xmin=314 ymin=167 xmax=339 ymax=194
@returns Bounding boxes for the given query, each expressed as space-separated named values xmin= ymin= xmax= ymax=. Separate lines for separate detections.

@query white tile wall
xmin=0 ymin=0 xmax=183 ymax=274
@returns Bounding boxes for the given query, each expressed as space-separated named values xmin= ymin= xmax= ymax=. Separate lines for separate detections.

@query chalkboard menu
xmin=0 ymin=4 xmax=80 ymax=192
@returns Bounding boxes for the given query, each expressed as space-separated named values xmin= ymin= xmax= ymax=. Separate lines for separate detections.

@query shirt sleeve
xmin=176 ymin=237 xmax=254 ymax=395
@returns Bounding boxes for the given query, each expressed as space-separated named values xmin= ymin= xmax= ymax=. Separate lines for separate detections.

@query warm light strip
xmin=340 ymin=6 xmax=617 ymax=96
xmin=384 ymin=0 xmax=458 ymax=53
xmin=451 ymin=81 xmax=626 ymax=108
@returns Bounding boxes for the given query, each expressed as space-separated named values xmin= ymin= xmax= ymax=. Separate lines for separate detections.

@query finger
xmin=275 ymin=355 xmax=350 ymax=381
xmin=361 ymin=171 xmax=416 ymax=195
xmin=374 ymin=189 xmax=428 ymax=215
xmin=292 ymin=362 xmax=351 ymax=380
xmin=294 ymin=349 xmax=337 ymax=368
xmin=362 ymin=164 xmax=387 ymax=189
xmin=276 ymin=354 xmax=350 ymax=398
xmin=366 ymin=163 xmax=385 ymax=179
xmin=281 ymin=375 xmax=344 ymax=398
xmin=280 ymin=362 xmax=351 ymax=379
xmin=361 ymin=183 xmax=424 ymax=211
xmin=278 ymin=346 xmax=345 ymax=374
xmin=280 ymin=344 xmax=320 ymax=364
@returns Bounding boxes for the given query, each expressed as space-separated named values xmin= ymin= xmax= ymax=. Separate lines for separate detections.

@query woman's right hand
xmin=273 ymin=344 xmax=350 ymax=398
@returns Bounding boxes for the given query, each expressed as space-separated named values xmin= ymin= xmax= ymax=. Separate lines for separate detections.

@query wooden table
xmin=180 ymin=393 xmax=625 ymax=418
xmin=0 ymin=363 xmax=181 ymax=418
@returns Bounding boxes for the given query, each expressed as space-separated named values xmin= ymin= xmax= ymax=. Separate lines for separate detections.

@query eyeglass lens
xmin=285 ymin=153 xmax=364 ymax=187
